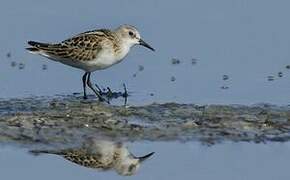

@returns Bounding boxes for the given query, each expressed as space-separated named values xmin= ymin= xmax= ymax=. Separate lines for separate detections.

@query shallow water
xmin=1 ymin=0 xmax=290 ymax=179
xmin=1 ymin=142 xmax=290 ymax=180
xmin=2 ymin=0 xmax=290 ymax=105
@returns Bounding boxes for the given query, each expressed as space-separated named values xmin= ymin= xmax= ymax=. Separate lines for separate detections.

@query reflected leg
xmin=82 ymin=72 xmax=88 ymax=99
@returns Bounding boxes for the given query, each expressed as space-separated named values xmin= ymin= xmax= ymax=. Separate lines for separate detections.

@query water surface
xmin=1 ymin=0 xmax=290 ymax=179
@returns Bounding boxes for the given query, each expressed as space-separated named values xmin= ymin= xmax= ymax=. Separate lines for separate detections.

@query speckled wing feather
xmin=27 ymin=29 xmax=116 ymax=62
xmin=61 ymin=149 xmax=110 ymax=169
xmin=30 ymin=148 xmax=109 ymax=169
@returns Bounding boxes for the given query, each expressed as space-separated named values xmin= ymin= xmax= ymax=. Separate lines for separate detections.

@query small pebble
xmin=138 ymin=65 xmax=144 ymax=71
xmin=170 ymin=76 xmax=176 ymax=82
xmin=42 ymin=64 xmax=47 ymax=70
xmin=278 ymin=72 xmax=283 ymax=77
xmin=11 ymin=61 xmax=17 ymax=67
xmin=267 ymin=76 xmax=275 ymax=81
xmin=222 ymin=75 xmax=229 ymax=81
xmin=171 ymin=58 xmax=181 ymax=65
xmin=18 ymin=63 xmax=25 ymax=70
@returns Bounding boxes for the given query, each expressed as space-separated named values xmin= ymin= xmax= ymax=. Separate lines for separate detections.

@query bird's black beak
xmin=137 ymin=152 xmax=155 ymax=162
xmin=139 ymin=39 xmax=155 ymax=51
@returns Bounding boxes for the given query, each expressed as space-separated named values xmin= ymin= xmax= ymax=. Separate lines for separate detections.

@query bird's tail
xmin=26 ymin=41 xmax=66 ymax=57
xmin=26 ymin=41 xmax=49 ymax=53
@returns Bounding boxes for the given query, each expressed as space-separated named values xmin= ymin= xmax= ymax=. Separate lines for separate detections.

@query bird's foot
xmin=95 ymin=84 xmax=106 ymax=95
xmin=94 ymin=83 xmax=129 ymax=105
xmin=97 ymin=95 xmax=110 ymax=104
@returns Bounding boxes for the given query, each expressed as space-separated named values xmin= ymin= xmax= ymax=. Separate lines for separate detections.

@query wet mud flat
xmin=0 ymin=96 xmax=290 ymax=146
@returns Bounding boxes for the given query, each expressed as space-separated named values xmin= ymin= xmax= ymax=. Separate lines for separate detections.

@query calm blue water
xmin=1 ymin=0 xmax=290 ymax=179
xmin=1 ymin=142 xmax=290 ymax=180
xmin=1 ymin=0 xmax=290 ymax=105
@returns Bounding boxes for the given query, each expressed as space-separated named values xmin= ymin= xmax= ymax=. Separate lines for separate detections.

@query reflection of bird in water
xmin=30 ymin=139 xmax=154 ymax=176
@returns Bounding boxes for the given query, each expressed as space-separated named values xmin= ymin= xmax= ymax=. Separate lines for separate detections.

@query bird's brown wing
xmin=27 ymin=30 xmax=112 ymax=61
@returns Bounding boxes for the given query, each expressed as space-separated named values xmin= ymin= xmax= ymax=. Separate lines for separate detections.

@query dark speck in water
xmin=138 ymin=65 xmax=144 ymax=71
xmin=286 ymin=65 xmax=290 ymax=69
xmin=10 ymin=61 xmax=17 ymax=67
xmin=149 ymin=93 xmax=154 ymax=96
xmin=132 ymin=73 xmax=137 ymax=78
xmin=191 ymin=58 xmax=197 ymax=65
xmin=171 ymin=76 xmax=176 ymax=82
xmin=6 ymin=52 xmax=11 ymax=58
xmin=267 ymin=76 xmax=275 ymax=81
xmin=171 ymin=58 xmax=181 ymax=65
xmin=221 ymin=86 xmax=229 ymax=90
xmin=222 ymin=75 xmax=229 ymax=81
xmin=278 ymin=72 xmax=283 ymax=77
xmin=18 ymin=63 xmax=25 ymax=70
xmin=42 ymin=64 xmax=47 ymax=70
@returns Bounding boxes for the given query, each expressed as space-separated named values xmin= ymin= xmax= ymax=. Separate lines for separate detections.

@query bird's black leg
xmin=82 ymin=72 xmax=88 ymax=99
xmin=86 ymin=72 xmax=107 ymax=102
xmin=95 ymin=83 xmax=104 ymax=95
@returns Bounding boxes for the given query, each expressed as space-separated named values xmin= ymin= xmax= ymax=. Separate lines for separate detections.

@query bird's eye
xmin=128 ymin=31 xmax=134 ymax=36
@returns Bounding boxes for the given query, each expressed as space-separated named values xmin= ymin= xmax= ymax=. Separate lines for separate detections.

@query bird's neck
xmin=115 ymin=41 xmax=132 ymax=61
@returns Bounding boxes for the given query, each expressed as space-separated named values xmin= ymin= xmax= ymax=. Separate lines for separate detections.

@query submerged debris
xmin=138 ymin=65 xmax=144 ymax=71
xmin=220 ymin=85 xmax=229 ymax=90
xmin=222 ymin=75 xmax=229 ymax=81
xmin=42 ymin=64 xmax=47 ymax=70
xmin=10 ymin=61 xmax=17 ymax=67
xmin=6 ymin=52 xmax=11 ymax=58
xmin=170 ymin=76 xmax=176 ymax=82
xmin=278 ymin=72 xmax=283 ymax=78
xmin=267 ymin=76 xmax=275 ymax=81
xmin=18 ymin=63 xmax=25 ymax=70
xmin=191 ymin=58 xmax=198 ymax=65
xmin=132 ymin=65 xmax=144 ymax=78
xmin=171 ymin=58 xmax=181 ymax=65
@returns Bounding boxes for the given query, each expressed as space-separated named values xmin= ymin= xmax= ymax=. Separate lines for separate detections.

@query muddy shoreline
xmin=0 ymin=96 xmax=290 ymax=146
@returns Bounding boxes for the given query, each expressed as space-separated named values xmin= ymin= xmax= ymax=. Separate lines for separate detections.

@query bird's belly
xmin=56 ymin=57 xmax=120 ymax=72
xmin=86 ymin=52 xmax=124 ymax=72
xmin=56 ymin=48 xmax=127 ymax=72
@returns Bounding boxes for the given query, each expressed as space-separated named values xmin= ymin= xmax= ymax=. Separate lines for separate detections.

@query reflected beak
xmin=137 ymin=152 xmax=155 ymax=162
xmin=139 ymin=39 xmax=155 ymax=51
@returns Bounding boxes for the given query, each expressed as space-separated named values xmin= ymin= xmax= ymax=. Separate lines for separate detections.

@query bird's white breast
xmin=86 ymin=45 xmax=130 ymax=72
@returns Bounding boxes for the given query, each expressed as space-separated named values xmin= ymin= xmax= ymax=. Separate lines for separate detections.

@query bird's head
xmin=115 ymin=147 xmax=154 ymax=176
xmin=115 ymin=24 xmax=155 ymax=51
